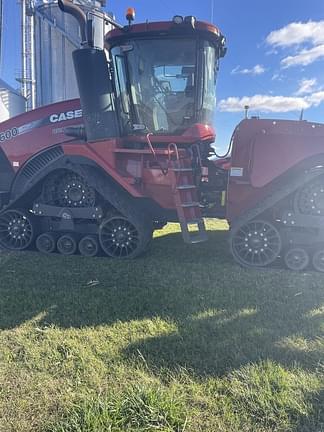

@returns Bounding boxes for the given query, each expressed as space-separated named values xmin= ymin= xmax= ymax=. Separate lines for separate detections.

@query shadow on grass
xmin=295 ymin=388 xmax=324 ymax=432
xmin=1 ymin=228 xmax=324 ymax=375
xmin=0 ymin=229 xmax=229 ymax=329
xmin=123 ymin=299 xmax=324 ymax=374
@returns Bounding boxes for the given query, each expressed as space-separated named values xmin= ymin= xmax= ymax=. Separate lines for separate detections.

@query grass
xmin=0 ymin=219 xmax=323 ymax=431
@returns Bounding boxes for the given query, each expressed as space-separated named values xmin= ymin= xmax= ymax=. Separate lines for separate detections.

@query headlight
xmin=172 ymin=15 xmax=184 ymax=25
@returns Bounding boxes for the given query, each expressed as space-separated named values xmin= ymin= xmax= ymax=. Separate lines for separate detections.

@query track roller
xmin=230 ymin=219 xmax=282 ymax=268
xmin=284 ymin=247 xmax=309 ymax=271
xmin=78 ymin=235 xmax=99 ymax=257
xmin=99 ymin=213 xmax=151 ymax=259
xmin=57 ymin=234 xmax=77 ymax=255
xmin=36 ymin=232 xmax=57 ymax=254
xmin=312 ymin=249 xmax=324 ymax=272
xmin=294 ymin=176 xmax=324 ymax=216
xmin=0 ymin=209 xmax=34 ymax=250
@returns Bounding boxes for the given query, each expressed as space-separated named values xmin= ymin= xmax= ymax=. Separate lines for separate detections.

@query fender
xmin=0 ymin=147 xmax=15 ymax=190
xmin=10 ymin=145 xmax=65 ymax=200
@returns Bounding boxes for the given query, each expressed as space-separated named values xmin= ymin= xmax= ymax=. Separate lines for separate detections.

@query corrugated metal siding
xmin=35 ymin=4 xmax=80 ymax=106
xmin=34 ymin=1 xmax=111 ymax=107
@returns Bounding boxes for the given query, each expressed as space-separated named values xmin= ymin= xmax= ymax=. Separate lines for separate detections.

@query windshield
xmin=111 ymin=38 xmax=218 ymax=135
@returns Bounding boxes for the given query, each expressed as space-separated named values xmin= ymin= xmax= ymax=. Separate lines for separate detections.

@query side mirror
xmin=220 ymin=46 xmax=227 ymax=58
xmin=86 ymin=10 xmax=106 ymax=50
xmin=219 ymin=36 xmax=227 ymax=58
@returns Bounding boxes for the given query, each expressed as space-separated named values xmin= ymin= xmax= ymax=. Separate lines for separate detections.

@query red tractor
xmin=227 ymin=118 xmax=324 ymax=271
xmin=0 ymin=0 xmax=323 ymax=272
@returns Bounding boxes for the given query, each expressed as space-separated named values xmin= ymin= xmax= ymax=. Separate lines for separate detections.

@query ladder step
xmin=186 ymin=219 xmax=204 ymax=225
xmin=181 ymin=202 xmax=200 ymax=208
xmin=172 ymin=168 xmax=193 ymax=172
xmin=176 ymin=185 xmax=196 ymax=190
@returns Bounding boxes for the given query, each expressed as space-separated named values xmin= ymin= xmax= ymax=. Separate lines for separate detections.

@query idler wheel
xmin=294 ymin=176 xmax=324 ymax=216
xmin=57 ymin=234 xmax=77 ymax=255
xmin=312 ymin=249 xmax=324 ymax=272
xmin=284 ymin=247 xmax=309 ymax=271
xmin=56 ymin=173 xmax=95 ymax=208
xmin=0 ymin=209 xmax=34 ymax=250
xmin=36 ymin=232 xmax=56 ymax=254
xmin=99 ymin=213 xmax=151 ymax=259
xmin=79 ymin=235 xmax=99 ymax=257
xmin=230 ymin=219 xmax=282 ymax=268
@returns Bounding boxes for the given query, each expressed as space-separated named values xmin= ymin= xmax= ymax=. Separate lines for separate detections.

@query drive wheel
xmin=56 ymin=172 xmax=95 ymax=208
xmin=0 ymin=209 xmax=34 ymax=250
xmin=99 ymin=214 xmax=151 ymax=259
xmin=79 ymin=235 xmax=99 ymax=257
xmin=36 ymin=232 xmax=56 ymax=254
xmin=230 ymin=219 xmax=281 ymax=268
xmin=312 ymin=249 xmax=324 ymax=272
xmin=284 ymin=247 xmax=309 ymax=271
xmin=57 ymin=234 xmax=77 ymax=255
xmin=294 ymin=176 xmax=324 ymax=215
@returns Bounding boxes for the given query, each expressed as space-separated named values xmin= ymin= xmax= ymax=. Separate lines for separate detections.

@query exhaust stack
xmin=58 ymin=0 xmax=118 ymax=142
xmin=58 ymin=0 xmax=87 ymax=44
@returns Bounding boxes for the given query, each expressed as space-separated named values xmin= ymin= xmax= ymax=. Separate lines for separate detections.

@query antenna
xmin=299 ymin=108 xmax=304 ymax=121
xmin=244 ymin=105 xmax=249 ymax=119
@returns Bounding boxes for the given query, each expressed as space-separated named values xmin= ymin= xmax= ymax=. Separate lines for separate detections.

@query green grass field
xmin=0 ymin=220 xmax=323 ymax=432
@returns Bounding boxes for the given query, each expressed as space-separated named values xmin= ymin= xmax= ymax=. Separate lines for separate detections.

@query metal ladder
xmin=168 ymin=144 xmax=208 ymax=244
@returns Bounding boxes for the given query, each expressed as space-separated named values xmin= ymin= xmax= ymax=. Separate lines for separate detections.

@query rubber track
xmin=0 ymin=164 xmax=153 ymax=252
xmin=230 ymin=168 xmax=324 ymax=231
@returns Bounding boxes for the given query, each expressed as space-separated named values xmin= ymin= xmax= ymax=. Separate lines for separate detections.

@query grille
xmin=22 ymin=146 xmax=64 ymax=179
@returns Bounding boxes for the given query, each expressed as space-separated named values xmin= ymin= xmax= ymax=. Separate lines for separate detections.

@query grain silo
xmin=0 ymin=79 xmax=26 ymax=122
xmin=21 ymin=0 xmax=111 ymax=109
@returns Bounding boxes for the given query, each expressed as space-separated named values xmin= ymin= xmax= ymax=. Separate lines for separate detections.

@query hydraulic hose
xmin=212 ymin=139 xmax=232 ymax=159
xmin=212 ymin=125 xmax=238 ymax=159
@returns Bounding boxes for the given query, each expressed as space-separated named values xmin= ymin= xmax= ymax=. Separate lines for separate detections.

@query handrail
xmin=167 ymin=142 xmax=180 ymax=162
xmin=146 ymin=133 xmax=168 ymax=175
xmin=146 ymin=133 xmax=157 ymax=159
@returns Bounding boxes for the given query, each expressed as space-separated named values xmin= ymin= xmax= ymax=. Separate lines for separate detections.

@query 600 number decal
xmin=0 ymin=127 xmax=18 ymax=142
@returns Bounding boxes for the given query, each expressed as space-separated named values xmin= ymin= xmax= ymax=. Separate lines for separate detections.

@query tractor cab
xmin=106 ymin=17 xmax=226 ymax=137
xmin=57 ymin=1 xmax=226 ymax=143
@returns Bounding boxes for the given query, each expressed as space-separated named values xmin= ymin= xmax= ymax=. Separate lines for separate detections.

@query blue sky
xmin=2 ymin=0 xmax=324 ymax=152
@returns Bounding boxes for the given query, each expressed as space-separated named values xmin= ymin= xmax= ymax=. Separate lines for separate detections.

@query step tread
xmin=181 ymin=202 xmax=200 ymax=208
xmin=184 ymin=219 xmax=205 ymax=225
xmin=171 ymin=168 xmax=193 ymax=172
xmin=176 ymin=185 xmax=196 ymax=190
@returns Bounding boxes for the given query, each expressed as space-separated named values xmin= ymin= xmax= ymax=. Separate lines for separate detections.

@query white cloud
xmin=266 ymin=21 xmax=324 ymax=47
xmin=296 ymin=78 xmax=317 ymax=95
xmin=281 ymin=44 xmax=324 ymax=68
xmin=231 ymin=64 xmax=266 ymax=75
xmin=308 ymin=91 xmax=324 ymax=106
xmin=218 ymin=95 xmax=309 ymax=113
xmin=218 ymin=91 xmax=324 ymax=113
xmin=266 ymin=21 xmax=324 ymax=68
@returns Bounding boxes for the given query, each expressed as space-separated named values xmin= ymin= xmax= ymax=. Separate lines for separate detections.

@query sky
xmin=1 ymin=0 xmax=324 ymax=152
